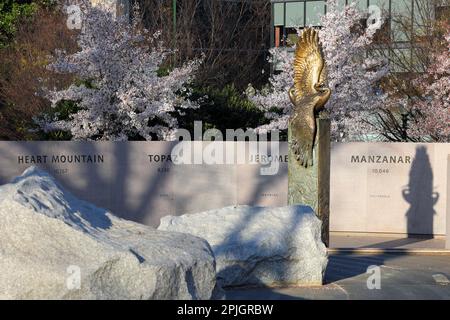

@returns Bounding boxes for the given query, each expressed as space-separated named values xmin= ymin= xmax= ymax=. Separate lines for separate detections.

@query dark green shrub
xmin=178 ymin=84 xmax=270 ymax=139
xmin=0 ymin=0 xmax=56 ymax=47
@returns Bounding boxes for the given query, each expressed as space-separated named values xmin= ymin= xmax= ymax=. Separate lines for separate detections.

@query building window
xmin=272 ymin=0 xmax=325 ymax=47
xmin=285 ymin=2 xmax=305 ymax=27
xmin=306 ymin=1 xmax=326 ymax=26
xmin=271 ymin=0 xmax=443 ymax=73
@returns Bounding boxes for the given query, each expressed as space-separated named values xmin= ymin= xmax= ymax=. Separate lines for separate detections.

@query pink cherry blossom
xmin=38 ymin=0 xmax=202 ymax=141
xmin=247 ymin=0 xmax=388 ymax=141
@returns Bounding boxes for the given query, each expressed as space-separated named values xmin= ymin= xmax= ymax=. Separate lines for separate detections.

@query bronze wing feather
xmin=289 ymin=28 xmax=330 ymax=168
xmin=293 ymin=28 xmax=325 ymax=102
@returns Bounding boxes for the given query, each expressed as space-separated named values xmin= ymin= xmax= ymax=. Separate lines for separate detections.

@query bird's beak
xmin=314 ymin=83 xmax=328 ymax=92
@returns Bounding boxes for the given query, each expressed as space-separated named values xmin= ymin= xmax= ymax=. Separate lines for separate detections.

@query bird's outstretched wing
xmin=293 ymin=28 xmax=324 ymax=101
xmin=319 ymin=62 xmax=327 ymax=87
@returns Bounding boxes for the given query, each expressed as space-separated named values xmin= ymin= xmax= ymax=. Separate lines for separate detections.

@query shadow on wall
xmin=0 ymin=142 xmax=288 ymax=227
xmin=402 ymin=145 xmax=439 ymax=237
xmin=326 ymin=147 xmax=441 ymax=282
xmin=0 ymin=142 xmax=308 ymax=290
xmin=0 ymin=142 xmax=175 ymax=227
xmin=363 ymin=145 xmax=441 ymax=249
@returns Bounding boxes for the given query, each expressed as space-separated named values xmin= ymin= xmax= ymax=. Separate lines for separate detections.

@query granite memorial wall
xmin=447 ymin=155 xmax=450 ymax=248
xmin=0 ymin=141 xmax=448 ymax=235
xmin=330 ymin=142 xmax=449 ymax=236
xmin=0 ymin=141 xmax=288 ymax=227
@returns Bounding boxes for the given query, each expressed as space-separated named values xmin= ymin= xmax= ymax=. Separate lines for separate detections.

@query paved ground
xmin=225 ymin=253 xmax=450 ymax=300
xmin=330 ymin=233 xmax=446 ymax=250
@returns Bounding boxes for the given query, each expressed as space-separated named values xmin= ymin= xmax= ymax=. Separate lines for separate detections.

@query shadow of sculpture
xmin=402 ymin=145 xmax=439 ymax=237
xmin=356 ymin=145 xmax=439 ymax=250
xmin=326 ymin=145 xmax=441 ymax=283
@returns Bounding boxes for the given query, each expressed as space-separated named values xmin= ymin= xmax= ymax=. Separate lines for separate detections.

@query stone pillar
xmin=288 ymin=117 xmax=330 ymax=247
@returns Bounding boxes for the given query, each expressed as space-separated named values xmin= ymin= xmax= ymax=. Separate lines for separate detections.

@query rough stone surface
xmin=158 ymin=205 xmax=328 ymax=288
xmin=0 ymin=167 xmax=216 ymax=300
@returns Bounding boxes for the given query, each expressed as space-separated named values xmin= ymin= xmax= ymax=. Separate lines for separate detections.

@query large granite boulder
xmin=159 ymin=205 xmax=328 ymax=288
xmin=0 ymin=167 xmax=216 ymax=300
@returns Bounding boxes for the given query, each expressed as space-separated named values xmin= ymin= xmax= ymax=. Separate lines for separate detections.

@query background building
xmin=271 ymin=0 xmax=449 ymax=71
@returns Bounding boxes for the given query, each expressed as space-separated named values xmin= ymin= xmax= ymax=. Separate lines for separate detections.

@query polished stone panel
xmin=0 ymin=142 xmax=178 ymax=226
xmin=237 ymin=142 xmax=288 ymax=207
xmin=447 ymin=155 xmax=450 ymax=249
xmin=0 ymin=141 xmax=448 ymax=237
xmin=0 ymin=141 xmax=288 ymax=227
xmin=330 ymin=143 xmax=450 ymax=236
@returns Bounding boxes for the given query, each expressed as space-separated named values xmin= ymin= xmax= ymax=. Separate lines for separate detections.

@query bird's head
xmin=313 ymin=82 xmax=331 ymax=112
xmin=288 ymin=86 xmax=297 ymax=106
xmin=314 ymin=82 xmax=328 ymax=92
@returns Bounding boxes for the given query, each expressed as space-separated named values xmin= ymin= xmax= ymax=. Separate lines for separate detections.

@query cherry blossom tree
xmin=247 ymin=0 xmax=389 ymax=141
xmin=410 ymin=27 xmax=450 ymax=142
xmin=368 ymin=0 xmax=449 ymax=142
xmin=37 ymin=0 xmax=202 ymax=141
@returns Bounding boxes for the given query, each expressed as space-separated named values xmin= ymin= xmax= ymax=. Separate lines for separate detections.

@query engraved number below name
xmin=371 ymin=168 xmax=389 ymax=174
